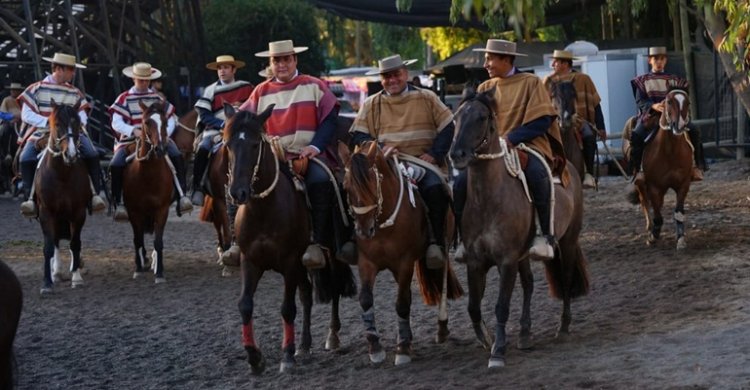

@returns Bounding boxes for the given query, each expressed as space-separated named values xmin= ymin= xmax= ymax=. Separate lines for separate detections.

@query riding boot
xmin=84 ymin=157 xmax=106 ymax=213
xmin=527 ymin=167 xmax=554 ymax=261
xmin=171 ymin=156 xmax=193 ymax=214
xmin=302 ymin=182 xmax=334 ymax=269
xmin=334 ymin=183 xmax=358 ymax=265
xmin=19 ymin=160 xmax=37 ymax=218
xmin=452 ymin=170 xmax=467 ymax=263
xmin=581 ymin=132 xmax=597 ymax=189
xmin=191 ymin=148 xmax=209 ymax=206
xmin=629 ymin=130 xmax=645 ymax=177
xmin=688 ymin=128 xmax=705 ymax=181
xmin=422 ymin=185 xmax=449 ymax=269
xmin=110 ymin=166 xmax=128 ymax=221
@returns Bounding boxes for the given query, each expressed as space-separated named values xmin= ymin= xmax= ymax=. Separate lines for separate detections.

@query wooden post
xmin=99 ymin=0 xmax=121 ymax=93
xmin=22 ymin=0 xmax=42 ymax=80
xmin=64 ymin=0 xmax=85 ymax=93
xmin=738 ymin=99 xmax=747 ymax=160
xmin=679 ymin=0 xmax=697 ymax=119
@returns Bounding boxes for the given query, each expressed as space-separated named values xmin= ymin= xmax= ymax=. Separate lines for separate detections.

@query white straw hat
xmin=122 ymin=62 xmax=163 ymax=80
xmin=42 ymin=53 xmax=86 ymax=69
xmin=255 ymin=40 xmax=308 ymax=57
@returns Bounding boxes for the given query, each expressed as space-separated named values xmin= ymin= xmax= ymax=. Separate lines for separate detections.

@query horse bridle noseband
xmin=46 ymin=125 xmax=80 ymax=160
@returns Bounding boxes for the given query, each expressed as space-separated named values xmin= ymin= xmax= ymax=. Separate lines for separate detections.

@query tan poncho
xmin=543 ymin=71 xmax=601 ymax=126
xmin=478 ymin=73 xmax=569 ymax=184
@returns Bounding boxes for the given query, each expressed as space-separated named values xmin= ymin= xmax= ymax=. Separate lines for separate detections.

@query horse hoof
xmin=517 ymin=335 xmax=533 ymax=350
xmin=488 ymin=357 xmax=506 ymax=369
xmin=220 ymin=267 xmax=233 ymax=277
xmin=279 ymin=361 xmax=294 ymax=373
xmin=676 ymin=237 xmax=687 ymax=250
xmin=646 ymin=235 xmax=657 ymax=246
xmin=325 ymin=332 xmax=340 ymax=351
xmin=71 ymin=280 xmax=84 ymax=288
xmin=394 ymin=353 xmax=411 ymax=365
xmin=40 ymin=286 xmax=53 ymax=295
xmin=369 ymin=349 xmax=386 ymax=364
xmin=294 ymin=347 xmax=310 ymax=357
xmin=555 ymin=330 xmax=570 ymax=340
xmin=154 ymin=277 xmax=167 ymax=284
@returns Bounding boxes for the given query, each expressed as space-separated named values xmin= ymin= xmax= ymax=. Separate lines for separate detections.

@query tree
xmin=419 ymin=27 xmax=489 ymax=61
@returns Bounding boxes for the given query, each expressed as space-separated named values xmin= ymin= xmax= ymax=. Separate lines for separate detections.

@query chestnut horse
xmin=224 ymin=104 xmax=356 ymax=374
xmin=450 ymin=89 xmax=590 ymax=368
xmin=0 ymin=260 xmax=22 ymax=390
xmin=339 ymin=141 xmax=463 ymax=365
xmin=197 ymin=144 xmax=232 ymax=263
xmin=35 ymin=101 xmax=90 ymax=293
xmin=550 ymin=80 xmax=585 ymax=179
xmin=122 ymin=101 xmax=173 ymax=283
xmin=172 ymin=109 xmax=199 ymax=186
xmin=626 ymin=89 xmax=693 ymax=249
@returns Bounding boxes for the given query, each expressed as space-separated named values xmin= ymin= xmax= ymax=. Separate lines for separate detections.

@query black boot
xmin=191 ymin=148 xmax=209 ymax=206
xmin=688 ymin=126 xmax=706 ymax=180
xmin=84 ymin=157 xmax=106 ymax=212
xmin=527 ymin=161 xmax=554 ymax=261
xmin=581 ymin=130 xmax=597 ymax=188
xmin=629 ymin=128 xmax=645 ymax=176
xmin=422 ymin=185 xmax=449 ymax=269
xmin=334 ymin=183 xmax=358 ymax=265
xmin=19 ymin=160 xmax=37 ymax=217
xmin=302 ymin=182 xmax=334 ymax=269
xmin=110 ymin=166 xmax=128 ymax=221
xmin=171 ymin=155 xmax=193 ymax=214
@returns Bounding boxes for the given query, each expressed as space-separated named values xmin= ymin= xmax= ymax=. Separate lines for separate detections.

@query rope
xmin=248 ymin=136 xmax=280 ymax=199
xmin=310 ymin=156 xmax=350 ymax=227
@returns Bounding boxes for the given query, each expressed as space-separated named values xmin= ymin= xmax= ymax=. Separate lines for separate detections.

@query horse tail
xmin=311 ymin=257 xmax=357 ymax=303
xmin=199 ymin=195 xmax=214 ymax=222
xmin=543 ymin=242 xmax=590 ymax=300
xmin=415 ymin=258 xmax=464 ymax=306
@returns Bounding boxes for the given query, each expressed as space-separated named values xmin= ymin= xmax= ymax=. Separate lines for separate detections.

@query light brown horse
xmin=450 ymin=89 xmax=590 ymax=369
xmin=550 ymin=80 xmax=585 ymax=179
xmin=122 ymin=101 xmax=174 ymax=283
xmin=338 ymin=141 xmax=463 ymax=365
xmin=626 ymin=89 xmax=693 ymax=249
xmin=35 ymin=101 xmax=90 ymax=293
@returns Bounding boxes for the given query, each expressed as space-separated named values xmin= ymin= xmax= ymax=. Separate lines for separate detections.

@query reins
xmin=348 ymin=154 xmax=409 ymax=229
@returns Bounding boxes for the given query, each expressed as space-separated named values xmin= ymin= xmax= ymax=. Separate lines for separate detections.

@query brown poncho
xmin=543 ymin=71 xmax=602 ymax=126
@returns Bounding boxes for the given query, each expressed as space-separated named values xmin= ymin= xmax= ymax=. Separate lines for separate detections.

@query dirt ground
xmin=2 ymin=158 xmax=749 ymax=389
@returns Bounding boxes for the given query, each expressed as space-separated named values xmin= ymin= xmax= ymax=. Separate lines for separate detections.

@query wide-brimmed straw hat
xmin=551 ymin=49 xmax=578 ymax=61
xmin=5 ymin=82 xmax=24 ymax=90
xmin=206 ymin=55 xmax=246 ymax=70
xmin=122 ymin=62 xmax=163 ymax=80
xmin=473 ymin=39 xmax=528 ymax=57
xmin=258 ymin=66 xmax=273 ymax=79
xmin=42 ymin=52 xmax=86 ymax=69
xmin=255 ymin=40 xmax=308 ymax=58
xmin=648 ymin=46 xmax=668 ymax=56
xmin=364 ymin=54 xmax=418 ymax=76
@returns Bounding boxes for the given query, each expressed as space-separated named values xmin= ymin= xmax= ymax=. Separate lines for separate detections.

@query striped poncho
xmin=194 ymin=80 xmax=254 ymax=129
xmin=18 ymin=76 xmax=89 ymax=134
xmin=543 ymin=71 xmax=601 ymax=125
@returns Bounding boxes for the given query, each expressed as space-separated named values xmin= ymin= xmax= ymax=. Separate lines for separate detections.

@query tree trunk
xmin=702 ymin=5 xmax=750 ymax=116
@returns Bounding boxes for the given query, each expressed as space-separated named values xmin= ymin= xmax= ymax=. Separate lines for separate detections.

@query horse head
xmin=449 ymin=87 xmax=497 ymax=169
xmin=48 ymin=99 xmax=82 ymax=165
xmin=338 ymin=140 xmax=388 ymax=239
xmin=137 ymin=101 xmax=168 ymax=158
xmin=224 ymin=103 xmax=275 ymax=204
xmin=550 ymin=81 xmax=577 ymax=131
xmin=662 ymin=89 xmax=690 ymax=135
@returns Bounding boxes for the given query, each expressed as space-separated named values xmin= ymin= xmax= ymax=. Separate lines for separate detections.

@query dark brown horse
xmin=0 ymin=260 xmax=22 ymax=390
xmin=224 ymin=104 xmax=356 ymax=374
xmin=550 ymin=80 xmax=585 ymax=179
xmin=627 ymin=89 xmax=693 ymax=249
xmin=197 ymin=143 xmax=232 ymax=264
xmin=122 ymin=101 xmax=173 ymax=283
xmin=450 ymin=89 xmax=590 ymax=368
xmin=35 ymin=101 xmax=90 ymax=293
xmin=338 ymin=141 xmax=463 ymax=365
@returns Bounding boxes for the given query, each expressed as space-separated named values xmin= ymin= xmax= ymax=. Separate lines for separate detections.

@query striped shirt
xmin=631 ymin=72 xmax=688 ymax=119
xmin=109 ymin=87 xmax=176 ymax=140
xmin=195 ymin=80 xmax=254 ymax=129
xmin=18 ymin=75 xmax=89 ymax=132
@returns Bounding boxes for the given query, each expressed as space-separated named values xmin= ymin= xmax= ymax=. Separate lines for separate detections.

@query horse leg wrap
xmin=673 ymin=210 xmax=685 ymax=223
xmin=282 ymin=319 xmax=295 ymax=350
xmin=397 ymin=315 xmax=412 ymax=346
xmin=242 ymin=321 xmax=256 ymax=348
xmin=362 ymin=308 xmax=379 ymax=338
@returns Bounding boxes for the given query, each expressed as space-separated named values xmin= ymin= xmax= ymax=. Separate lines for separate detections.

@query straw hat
xmin=473 ymin=39 xmax=528 ymax=57
xmin=206 ymin=55 xmax=246 ymax=70
xmin=551 ymin=50 xmax=578 ymax=61
xmin=5 ymin=82 xmax=24 ymax=90
xmin=365 ymin=54 xmax=418 ymax=76
xmin=258 ymin=66 xmax=273 ymax=79
xmin=255 ymin=40 xmax=308 ymax=57
xmin=122 ymin=62 xmax=163 ymax=80
xmin=42 ymin=52 xmax=86 ymax=69
xmin=648 ymin=46 xmax=668 ymax=56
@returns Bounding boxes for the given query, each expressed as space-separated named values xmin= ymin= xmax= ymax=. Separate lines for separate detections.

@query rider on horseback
xmin=17 ymin=53 xmax=107 ymax=218
xmin=190 ymin=55 xmax=255 ymax=207
xmin=543 ymin=49 xmax=606 ymax=189
xmin=350 ymin=54 xmax=455 ymax=269
xmin=628 ymin=46 xmax=706 ymax=182
xmin=109 ymin=62 xmax=193 ymax=220
xmin=455 ymin=40 xmax=569 ymax=262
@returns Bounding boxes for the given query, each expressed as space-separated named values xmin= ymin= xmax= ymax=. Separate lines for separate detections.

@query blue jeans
xmin=20 ymin=132 xmax=98 ymax=163
xmin=110 ymin=139 xmax=181 ymax=168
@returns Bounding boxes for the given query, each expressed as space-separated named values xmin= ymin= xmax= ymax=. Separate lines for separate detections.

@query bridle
xmin=347 ymin=151 xmax=407 ymax=231
xmin=228 ymin=128 xmax=280 ymax=200
xmin=455 ymin=98 xmax=505 ymax=161
xmin=135 ymin=112 xmax=166 ymax=161
xmin=660 ymin=89 xmax=690 ymax=134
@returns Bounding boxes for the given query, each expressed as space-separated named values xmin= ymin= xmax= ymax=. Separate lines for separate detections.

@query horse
xmin=449 ymin=88 xmax=590 ymax=368
xmin=172 ymin=109 xmax=199 ymax=187
xmin=549 ymin=80 xmax=585 ymax=179
xmin=338 ymin=141 xmax=463 ymax=365
xmin=0 ymin=119 xmax=19 ymax=195
xmin=625 ymin=89 xmax=693 ymax=249
xmin=223 ymin=103 xmax=356 ymax=374
xmin=34 ymin=100 xmax=91 ymax=293
xmin=122 ymin=101 xmax=174 ymax=283
xmin=0 ymin=260 xmax=22 ymax=390
xmin=197 ymin=143 xmax=232 ymax=265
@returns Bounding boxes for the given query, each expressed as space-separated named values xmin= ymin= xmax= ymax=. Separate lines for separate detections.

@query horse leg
xmin=325 ymin=294 xmax=341 ymax=351
xmin=489 ymin=261 xmax=519 ymax=369
xmin=41 ymin=234 xmax=55 ymax=294
xmin=358 ymin=260 xmax=384 ymax=363
xmin=517 ymin=258 xmax=534 ymax=349
xmin=132 ymin=223 xmax=149 ymax=278
xmin=279 ymin=274 xmax=298 ymax=373
xmin=152 ymin=212 xmax=169 ymax=284
xmin=436 ymin=260 xmax=450 ymax=344
xmin=467 ymin=264 xmax=492 ymax=350
xmin=296 ymin=273 xmax=313 ymax=354
xmin=674 ymin=185 xmax=689 ymax=250
xmin=69 ymin=220 xmax=84 ymax=288
xmin=239 ymin=258 xmax=265 ymax=375
xmin=393 ymin=264 xmax=414 ymax=365
xmin=51 ymin=246 xmax=65 ymax=283
xmin=647 ymin=188 xmax=665 ymax=245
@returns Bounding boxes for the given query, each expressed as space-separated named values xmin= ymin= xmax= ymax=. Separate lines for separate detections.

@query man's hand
xmin=299 ymin=145 xmax=320 ymax=159
xmin=598 ymin=129 xmax=607 ymax=141
xmin=419 ymin=153 xmax=436 ymax=164
xmin=651 ymin=102 xmax=665 ymax=113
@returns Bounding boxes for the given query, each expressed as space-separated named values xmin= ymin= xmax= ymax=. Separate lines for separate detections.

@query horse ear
xmin=461 ymin=84 xmax=476 ymax=100
xmin=480 ymin=86 xmax=496 ymax=105
xmin=223 ymin=102 xmax=235 ymax=119
xmin=50 ymin=98 xmax=57 ymax=109
xmin=365 ymin=140 xmax=377 ymax=163
xmin=337 ymin=141 xmax=351 ymax=166
xmin=258 ymin=103 xmax=276 ymax=123
xmin=138 ymin=100 xmax=149 ymax=113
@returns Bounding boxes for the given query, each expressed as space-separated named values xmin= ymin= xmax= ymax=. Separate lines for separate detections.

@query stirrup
xmin=452 ymin=242 xmax=467 ymax=264
xmin=20 ymin=200 xmax=37 ymax=218
xmin=425 ymin=244 xmax=447 ymax=269
xmin=582 ymin=173 xmax=596 ymax=189
xmin=302 ymin=244 xmax=327 ymax=269
xmin=219 ymin=244 xmax=241 ymax=267
xmin=528 ymin=236 xmax=554 ymax=261
xmin=190 ymin=190 xmax=205 ymax=206
xmin=113 ymin=205 xmax=129 ymax=222
xmin=691 ymin=167 xmax=703 ymax=182
xmin=178 ymin=196 xmax=193 ymax=213
xmin=335 ymin=241 xmax=358 ymax=265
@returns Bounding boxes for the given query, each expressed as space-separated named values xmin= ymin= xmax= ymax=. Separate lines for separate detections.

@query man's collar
xmin=383 ymin=84 xmax=412 ymax=96
xmin=129 ymin=86 xmax=153 ymax=94
xmin=274 ymin=70 xmax=299 ymax=84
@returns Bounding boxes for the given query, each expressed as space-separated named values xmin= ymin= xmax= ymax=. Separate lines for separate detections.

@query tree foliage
xmin=419 ymin=27 xmax=489 ymax=60
xmin=711 ymin=0 xmax=750 ymax=73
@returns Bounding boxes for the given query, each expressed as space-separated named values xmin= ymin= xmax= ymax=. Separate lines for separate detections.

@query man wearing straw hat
xmin=17 ymin=53 xmax=107 ymax=218
xmin=239 ymin=39 xmax=343 ymax=269
xmin=628 ymin=46 xmax=706 ymax=182
xmin=190 ymin=55 xmax=254 ymax=207
xmin=0 ymin=82 xmax=23 ymax=149
xmin=543 ymin=49 xmax=605 ymax=189
xmin=350 ymin=54 xmax=455 ymax=269
xmin=454 ymin=39 xmax=569 ymax=261
xmin=108 ymin=62 xmax=193 ymax=221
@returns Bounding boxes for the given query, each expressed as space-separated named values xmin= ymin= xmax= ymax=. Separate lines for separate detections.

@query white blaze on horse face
xmin=66 ymin=126 xmax=77 ymax=159
xmin=148 ymin=113 xmax=163 ymax=142
xmin=239 ymin=132 xmax=246 ymax=140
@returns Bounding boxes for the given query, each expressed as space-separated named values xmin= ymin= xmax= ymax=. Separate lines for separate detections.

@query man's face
xmin=271 ymin=55 xmax=297 ymax=82
xmin=217 ymin=64 xmax=236 ymax=83
xmin=551 ymin=58 xmax=570 ymax=75
xmin=380 ymin=67 xmax=408 ymax=95
xmin=10 ymin=89 xmax=21 ymax=98
xmin=133 ymin=78 xmax=150 ymax=91
xmin=484 ymin=53 xmax=513 ymax=79
xmin=54 ymin=65 xmax=76 ymax=83
xmin=649 ymin=55 xmax=667 ymax=72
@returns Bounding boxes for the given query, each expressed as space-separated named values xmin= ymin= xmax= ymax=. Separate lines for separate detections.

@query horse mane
xmin=48 ymin=104 xmax=80 ymax=139
xmin=458 ymin=86 xmax=495 ymax=113
xmin=350 ymin=153 xmax=374 ymax=195
xmin=222 ymin=110 xmax=262 ymax=143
